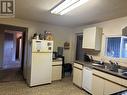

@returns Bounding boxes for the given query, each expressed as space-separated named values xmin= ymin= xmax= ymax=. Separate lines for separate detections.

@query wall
xmin=1 ymin=16 xmax=127 ymax=68
xmin=37 ymin=24 xmax=73 ymax=63
xmin=0 ymin=18 xmax=73 ymax=63
xmin=73 ymin=16 xmax=127 ymax=67
xmin=0 ymin=18 xmax=74 ymax=80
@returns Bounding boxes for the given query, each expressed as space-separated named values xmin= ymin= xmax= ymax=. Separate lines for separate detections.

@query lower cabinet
xmin=92 ymin=70 xmax=127 ymax=95
xmin=52 ymin=61 xmax=62 ymax=81
xmin=121 ymin=86 xmax=127 ymax=91
xmin=92 ymin=75 xmax=104 ymax=95
xmin=104 ymin=80 xmax=122 ymax=95
xmin=73 ymin=63 xmax=83 ymax=87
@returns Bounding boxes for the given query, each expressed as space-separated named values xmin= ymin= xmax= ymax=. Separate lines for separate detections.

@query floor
xmin=0 ymin=77 xmax=90 ymax=95
xmin=0 ymin=68 xmax=23 ymax=82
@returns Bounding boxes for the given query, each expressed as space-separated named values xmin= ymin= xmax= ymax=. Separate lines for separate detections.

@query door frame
xmin=0 ymin=24 xmax=28 ymax=78
xmin=75 ymin=33 xmax=83 ymax=60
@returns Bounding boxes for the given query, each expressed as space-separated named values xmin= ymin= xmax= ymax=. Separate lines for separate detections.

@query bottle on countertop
xmin=39 ymin=33 xmax=44 ymax=40
xmin=100 ymin=58 xmax=104 ymax=65
xmin=44 ymin=30 xmax=47 ymax=40
xmin=46 ymin=32 xmax=53 ymax=41
xmin=90 ymin=56 xmax=94 ymax=62
xmin=32 ymin=33 xmax=39 ymax=40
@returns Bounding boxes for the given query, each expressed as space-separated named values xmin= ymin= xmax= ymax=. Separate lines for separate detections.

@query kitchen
xmin=0 ymin=0 xmax=127 ymax=95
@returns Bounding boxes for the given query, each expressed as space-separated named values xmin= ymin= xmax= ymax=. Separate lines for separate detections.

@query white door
xmin=73 ymin=67 xmax=83 ymax=87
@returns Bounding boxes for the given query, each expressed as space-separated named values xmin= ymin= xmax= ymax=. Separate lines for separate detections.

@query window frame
xmin=105 ymin=36 xmax=127 ymax=59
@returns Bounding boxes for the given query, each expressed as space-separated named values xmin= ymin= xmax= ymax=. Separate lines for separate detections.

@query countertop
xmin=74 ymin=60 xmax=127 ymax=79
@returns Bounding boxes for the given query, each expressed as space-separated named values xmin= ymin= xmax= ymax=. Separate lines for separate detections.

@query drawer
xmin=93 ymin=70 xmax=122 ymax=85
xmin=73 ymin=67 xmax=83 ymax=87
xmin=52 ymin=61 xmax=62 ymax=65
xmin=52 ymin=65 xmax=62 ymax=81
xmin=74 ymin=63 xmax=83 ymax=69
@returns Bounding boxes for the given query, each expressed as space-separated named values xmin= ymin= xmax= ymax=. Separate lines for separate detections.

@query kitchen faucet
xmin=109 ymin=60 xmax=119 ymax=66
xmin=109 ymin=60 xmax=119 ymax=72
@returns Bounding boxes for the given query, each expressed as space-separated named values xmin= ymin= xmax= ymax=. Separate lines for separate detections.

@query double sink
xmin=92 ymin=62 xmax=127 ymax=77
xmin=74 ymin=60 xmax=127 ymax=79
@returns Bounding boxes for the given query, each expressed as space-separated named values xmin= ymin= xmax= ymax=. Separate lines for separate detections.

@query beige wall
xmin=0 ymin=18 xmax=74 ymax=80
xmin=0 ymin=18 xmax=73 ymax=63
xmin=73 ymin=16 xmax=127 ymax=67
xmin=1 ymin=16 xmax=127 ymax=68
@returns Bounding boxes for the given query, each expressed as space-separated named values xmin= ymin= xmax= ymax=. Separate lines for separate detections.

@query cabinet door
xmin=121 ymin=86 xmax=127 ymax=91
xmin=82 ymin=27 xmax=96 ymax=49
xmin=82 ymin=27 xmax=102 ymax=50
xmin=73 ymin=67 xmax=82 ymax=87
xmin=52 ymin=66 xmax=62 ymax=81
xmin=121 ymin=78 xmax=127 ymax=87
xmin=104 ymin=80 xmax=122 ymax=95
xmin=92 ymin=75 xmax=104 ymax=95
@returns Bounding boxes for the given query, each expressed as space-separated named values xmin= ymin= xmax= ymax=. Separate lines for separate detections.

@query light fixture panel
xmin=51 ymin=0 xmax=89 ymax=15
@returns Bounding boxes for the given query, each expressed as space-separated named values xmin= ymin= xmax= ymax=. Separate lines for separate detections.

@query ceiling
xmin=16 ymin=0 xmax=127 ymax=27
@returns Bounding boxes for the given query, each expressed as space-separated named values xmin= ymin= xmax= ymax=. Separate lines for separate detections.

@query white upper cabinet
xmin=82 ymin=27 xmax=102 ymax=51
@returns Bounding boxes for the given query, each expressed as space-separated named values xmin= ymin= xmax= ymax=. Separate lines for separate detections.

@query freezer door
xmin=32 ymin=40 xmax=53 ymax=52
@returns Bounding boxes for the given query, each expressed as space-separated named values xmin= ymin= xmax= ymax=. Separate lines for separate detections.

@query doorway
xmin=75 ymin=34 xmax=84 ymax=61
xmin=0 ymin=24 xmax=28 ymax=82
xmin=3 ymin=31 xmax=23 ymax=69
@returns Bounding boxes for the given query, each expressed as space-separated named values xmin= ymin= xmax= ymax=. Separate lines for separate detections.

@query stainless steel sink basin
xmin=92 ymin=63 xmax=103 ymax=66
xmin=121 ymin=71 xmax=127 ymax=76
xmin=108 ymin=68 xmax=127 ymax=75
xmin=92 ymin=62 xmax=127 ymax=77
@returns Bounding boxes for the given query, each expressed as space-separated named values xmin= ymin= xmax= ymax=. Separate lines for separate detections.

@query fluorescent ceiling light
xmin=51 ymin=0 xmax=89 ymax=15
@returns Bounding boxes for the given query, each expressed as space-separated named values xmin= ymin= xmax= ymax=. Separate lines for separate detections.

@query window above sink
xmin=105 ymin=36 xmax=127 ymax=58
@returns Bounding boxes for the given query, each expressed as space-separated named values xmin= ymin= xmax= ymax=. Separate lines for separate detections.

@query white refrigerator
xmin=29 ymin=39 xmax=53 ymax=87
